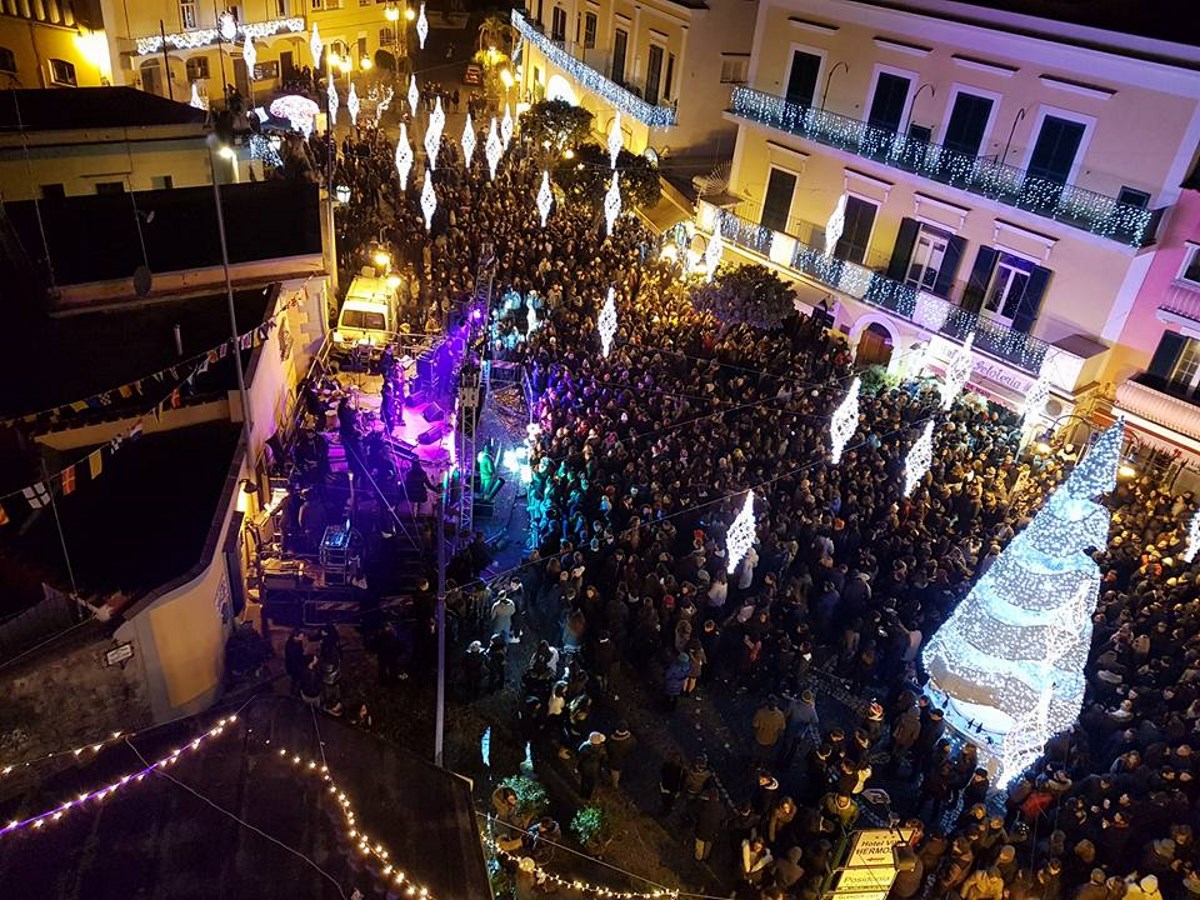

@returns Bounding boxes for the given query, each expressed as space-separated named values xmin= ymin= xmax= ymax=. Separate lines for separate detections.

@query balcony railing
xmin=135 ymin=15 xmax=306 ymax=56
xmin=1159 ymin=279 xmax=1200 ymax=325
xmin=1116 ymin=373 xmax=1200 ymax=442
xmin=512 ymin=9 xmax=677 ymax=128
xmin=705 ymin=202 xmax=1049 ymax=374
xmin=728 ymin=85 xmax=1163 ymax=248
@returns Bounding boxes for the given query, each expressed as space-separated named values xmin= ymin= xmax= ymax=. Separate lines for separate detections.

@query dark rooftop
xmin=867 ymin=0 xmax=1200 ymax=52
xmin=0 ymin=694 xmax=491 ymax=900
xmin=0 ymin=287 xmax=274 ymax=418
xmin=0 ymin=422 xmax=242 ymax=612
xmin=0 ymin=87 xmax=208 ymax=132
xmin=3 ymin=180 xmax=322 ymax=289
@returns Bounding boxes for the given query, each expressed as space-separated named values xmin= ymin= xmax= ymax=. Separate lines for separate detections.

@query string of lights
xmin=483 ymin=835 xmax=680 ymax=899
xmin=134 ymin=15 xmax=305 ymax=55
xmin=0 ymin=715 xmax=238 ymax=839
xmin=511 ymin=9 xmax=676 ymax=128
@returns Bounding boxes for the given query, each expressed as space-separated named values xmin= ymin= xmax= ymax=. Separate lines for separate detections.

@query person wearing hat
xmin=1073 ymin=868 xmax=1108 ymax=900
xmin=576 ymin=732 xmax=607 ymax=800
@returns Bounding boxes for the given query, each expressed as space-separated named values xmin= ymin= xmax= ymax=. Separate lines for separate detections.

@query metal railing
xmin=512 ymin=9 xmax=677 ymax=128
xmin=728 ymin=85 xmax=1162 ymax=248
xmin=706 ymin=202 xmax=1049 ymax=373
xmin=1160 ymin=279 xmax=1200 ymax=324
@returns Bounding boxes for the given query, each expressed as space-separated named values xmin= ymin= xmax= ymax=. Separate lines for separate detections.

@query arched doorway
xmin=545 ymin=73 xmax=577 ymax=104
xmin=856 ymin=321 xmax=894 ymax=368
xmin=140 ymin=59 xmax=164 ymax=97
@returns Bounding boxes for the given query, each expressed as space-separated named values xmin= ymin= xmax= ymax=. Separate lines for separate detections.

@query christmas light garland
xmin=604 ymin=172 xmax=621 ymax=237
xmin=461 ymin=113 xmax=476 ymax=168
xmin=310 ymin=23 xmax=323 ymax=68
xmin=903 ymin=420 xmax=934 ymax=497
xmin=607 ymin=110 xmax=623 ymax=168
xmin=725 ymin=491 xmax=757 ymax=574
xmin=347 ymin=82 xmax=360 ymax=127
xmin=485 ymin=118 xmax=503 ymax=181
xmin=416 ymin=2 xmax=428 ymax=49
xmin=407 ymin=75 xmax=420 ymax=119
xmin=425 ymin=97 xmax=445 ymax=170
xmin=395 ymin=124 xmax=414 ymax=190
xmin=727 ymin=85 xmax=1155 ymax=247
xmin=536 ymin=171 xmax=553 ymax=227
xmin=828 ymin=376 xmax=860 ymax=464
xmin=1184 ymin=507 xmax=1200 ymax=564
xmin=483 ymin=836 xmax=679 ymax=898
xmin=134 ymin=16 xmax=306 ymax=56
xmin=420 ymin=168 xmax=437 ymax=231
xmin=0 ymin=716 xmax=237 ymax=838
xmin=598 ymin=287 xmax=618 ymax=357
xmin=510 ymin=10 xmax=676 ymax=128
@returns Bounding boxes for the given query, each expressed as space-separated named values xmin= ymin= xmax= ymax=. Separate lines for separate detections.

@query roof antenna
xmin=11 ymin=90 xmax=57 ymax=292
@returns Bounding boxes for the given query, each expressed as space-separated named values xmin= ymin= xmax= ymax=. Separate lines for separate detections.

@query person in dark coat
xmin=771 ymin=846 xmax=805 ymax=892
xmin=660 ymin=750 xmax=686 ymax=814
xmin=577 ymin=732 xmax=607 ymax=799
xmin=606 ymin=722 xmax=636 ymax=788
xmin=693 ymin=787 xmax=724 ymax=861
xmin=285 ymin=629 xmax=307 ymax=695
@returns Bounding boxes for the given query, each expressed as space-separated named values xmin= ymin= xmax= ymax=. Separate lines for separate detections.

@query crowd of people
xmin=302 ymin=98 xmax=1200 ymax=900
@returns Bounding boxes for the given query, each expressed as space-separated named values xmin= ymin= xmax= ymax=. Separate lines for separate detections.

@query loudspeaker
xmin=416 ymin=353 xmax=436 ymax=388
xmin=418 ymin=422 xmax=449 ymax=445
xmin=423 ymin=402 xmax=446 ymax=423
xmin=404 ymin=389 xmax=428 ymax=408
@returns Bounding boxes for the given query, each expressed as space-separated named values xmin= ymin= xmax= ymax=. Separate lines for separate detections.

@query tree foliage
xmin=518 ymin=100 xmax=594 ymax=154
xmin=552 ymin=144 xmax=662 ymax=209
xmin=691 ymin=264 xmax=796 ymax=330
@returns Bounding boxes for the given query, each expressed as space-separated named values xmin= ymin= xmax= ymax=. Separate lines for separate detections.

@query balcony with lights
xmin=727 ymin=85 xmax=1164 ymax=249
xmin=511 ymin=9 xmax=676 ymax=129
xmin=699 ymin=200 xmax=1049 ymax=374
xmin=1115 ymin=373 xmax=1200 ymax=447
xmin=1157 ymin=279 xmax=1200 ymax=334
xmin=133 ymin=15 xmax=308 ymax=57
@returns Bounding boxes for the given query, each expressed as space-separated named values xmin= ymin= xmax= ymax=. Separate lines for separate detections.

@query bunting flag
xmin=24 ymin=483 xmax=51 ymax=510
xmin=218 ymin=343 xmax=229 ymax=359
xmin=129 ymin=420 xmax=144 ymax=440
xmin=169 ymin=389 xmax=182 ymax=409
xmin=88 ymin=449 xmax=103 ymax=479
xmin=61 ymin=466 xmax=76 ymax=496
xmin=118 ymin=385 xmax=134 ymax=399
xmin=0 ymin=502 xmax=8 ymax=526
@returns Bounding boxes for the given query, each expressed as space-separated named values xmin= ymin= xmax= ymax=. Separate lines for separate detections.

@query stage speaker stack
xmin=404 ymin=388 xmax=428 ymax=408
xmin=423 ymin=402 xmax=446 ymax=423
xmin=416 ymin=352 xmax=436 ymax=391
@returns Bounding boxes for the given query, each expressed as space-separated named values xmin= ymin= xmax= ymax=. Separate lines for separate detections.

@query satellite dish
xmin=133 ymin=265 xmax=153 ymax=298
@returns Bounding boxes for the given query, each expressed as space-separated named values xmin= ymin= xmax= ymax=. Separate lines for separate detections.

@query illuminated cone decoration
xmin=485 ymin=118 xmax=502 ymax=181
xmin=536 ymin=171 xmax=553 ymax=228
xmin=461 ymin=113 xmax=476 ymax=168
xmin=420 ymin=168 xmax=436 ymax=231
xmin=903 ymin=420 xmax=934 ymax=497
xmin=725 ymin=491 xmax=756 ymax=575
xmin=394 ymin=124 xmax=413 ymax=190
xmin=828 ymin=377 xmax=860 ymax=464
xmin=597 ymin=287 xmax=617 ymax=357
xmin=603 ymin=172 xmax=621 ymax=238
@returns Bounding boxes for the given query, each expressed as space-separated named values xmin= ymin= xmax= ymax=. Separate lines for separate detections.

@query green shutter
xmin=886 ymin=217 xmax=920 ymax=282
xmin=960 ymin=246 xmax=998 ymax=314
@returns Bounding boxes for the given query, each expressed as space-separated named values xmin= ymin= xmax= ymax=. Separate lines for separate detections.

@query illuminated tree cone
xmin=922 ymin=419 xmax=1124 ymax=785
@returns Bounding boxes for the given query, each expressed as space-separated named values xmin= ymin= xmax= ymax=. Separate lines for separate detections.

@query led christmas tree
xmin=922 ymin=418 xmax=1124 ymax=784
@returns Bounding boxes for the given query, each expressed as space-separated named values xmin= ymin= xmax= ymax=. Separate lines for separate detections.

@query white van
xmin=332 ymin=274 xmax=399 ymax=356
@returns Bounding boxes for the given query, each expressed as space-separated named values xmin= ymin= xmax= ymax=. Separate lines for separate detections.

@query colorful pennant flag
xmin=88 ymin=449 xmax=103 ymax=479
xmin=61 ymin=465 xmax=76 ymax=496
xmin=0 ymin=502 xmax=8 ymax=525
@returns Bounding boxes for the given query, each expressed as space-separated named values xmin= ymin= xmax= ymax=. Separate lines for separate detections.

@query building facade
xmin=0 ymin=0 xmax=112 ymax=89
xmin=511 ymin=0 xmax=757 ymax=161
xmin=701 ymin=0 xmax=1200 ymax=422
xmin=1111 ymin=171 xmax=1200 ymax=476
xmin=97 ymin=0 xmax=407 ymax=104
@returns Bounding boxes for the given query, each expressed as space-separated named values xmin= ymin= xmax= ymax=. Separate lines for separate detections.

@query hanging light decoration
xmin=704 ymin=216 xmax=723 ymax=281
xmin=218 ymin=11 xmax=237 ymax=41
xmin=416 ymin=2 xmax=428 ymax=49
xmin=1021 ymin=371 xmax=1051 ymax=431
xmin=603 ymin=171 xmax=621 ymax=238
xmin=939 ymin=332 xmax=975 ymax=411
xmin=725 ymin=491 xmax=757 ymax=575
xmin=485 ymin=117 xmax=502 ymax=181
xmin=327 ymin=77 xmax=339 ymax=128
xmin=536 ymin=171 xmax=553 ymax=227
xmin=407 ymin=74 xmax=419 ymax=119
xmin=607 ymin=110 xmax=623 ymax=168
xmin=189 ymin=82 xmax=207 ymax=110
xmin=828 ymin=377 xmax=860 ymax=464
xmin=461 ymin=112 xmax=476 ymax=168
xmin=309 ymin=23 xmax=323 ymax=67
xmin=903 ymin=420 xmax=935 ymax=497
xmin=242 ymin=33 xmax=257 ymax=73
xmin=1184 ymin=507 xmax=1200 ymax=564
xmin=425 ymin=96 xmax=445 ymax=169
xmin=597 ymin=287 xmax=617 ymax=358
xmin=420 ymin=168 xmax=436 ymax=231
xmin=501 ymin=103 xmax=514 ymax=151
xmin=394 ymin=123 xmax=413 ymax=190
xmin=347 ymin=82 xmax=360 ymax=126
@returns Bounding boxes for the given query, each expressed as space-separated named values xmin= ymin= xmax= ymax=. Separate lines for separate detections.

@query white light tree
xmin=922 ymin=418 xmax=1125 ymax=784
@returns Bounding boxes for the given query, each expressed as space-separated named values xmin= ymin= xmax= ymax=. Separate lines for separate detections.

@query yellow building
xmin=0 ymin=0 xmax=112 ymax=88
xmin=699 ymin=0 xmax=1200 ymax=422
xmin=511 ymin=0 xmax=756 ymax=162
xmin=98 ymin=0 xmax=405 ymax=103
xmin=0 ymin=86 xmax=222 ymax=199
